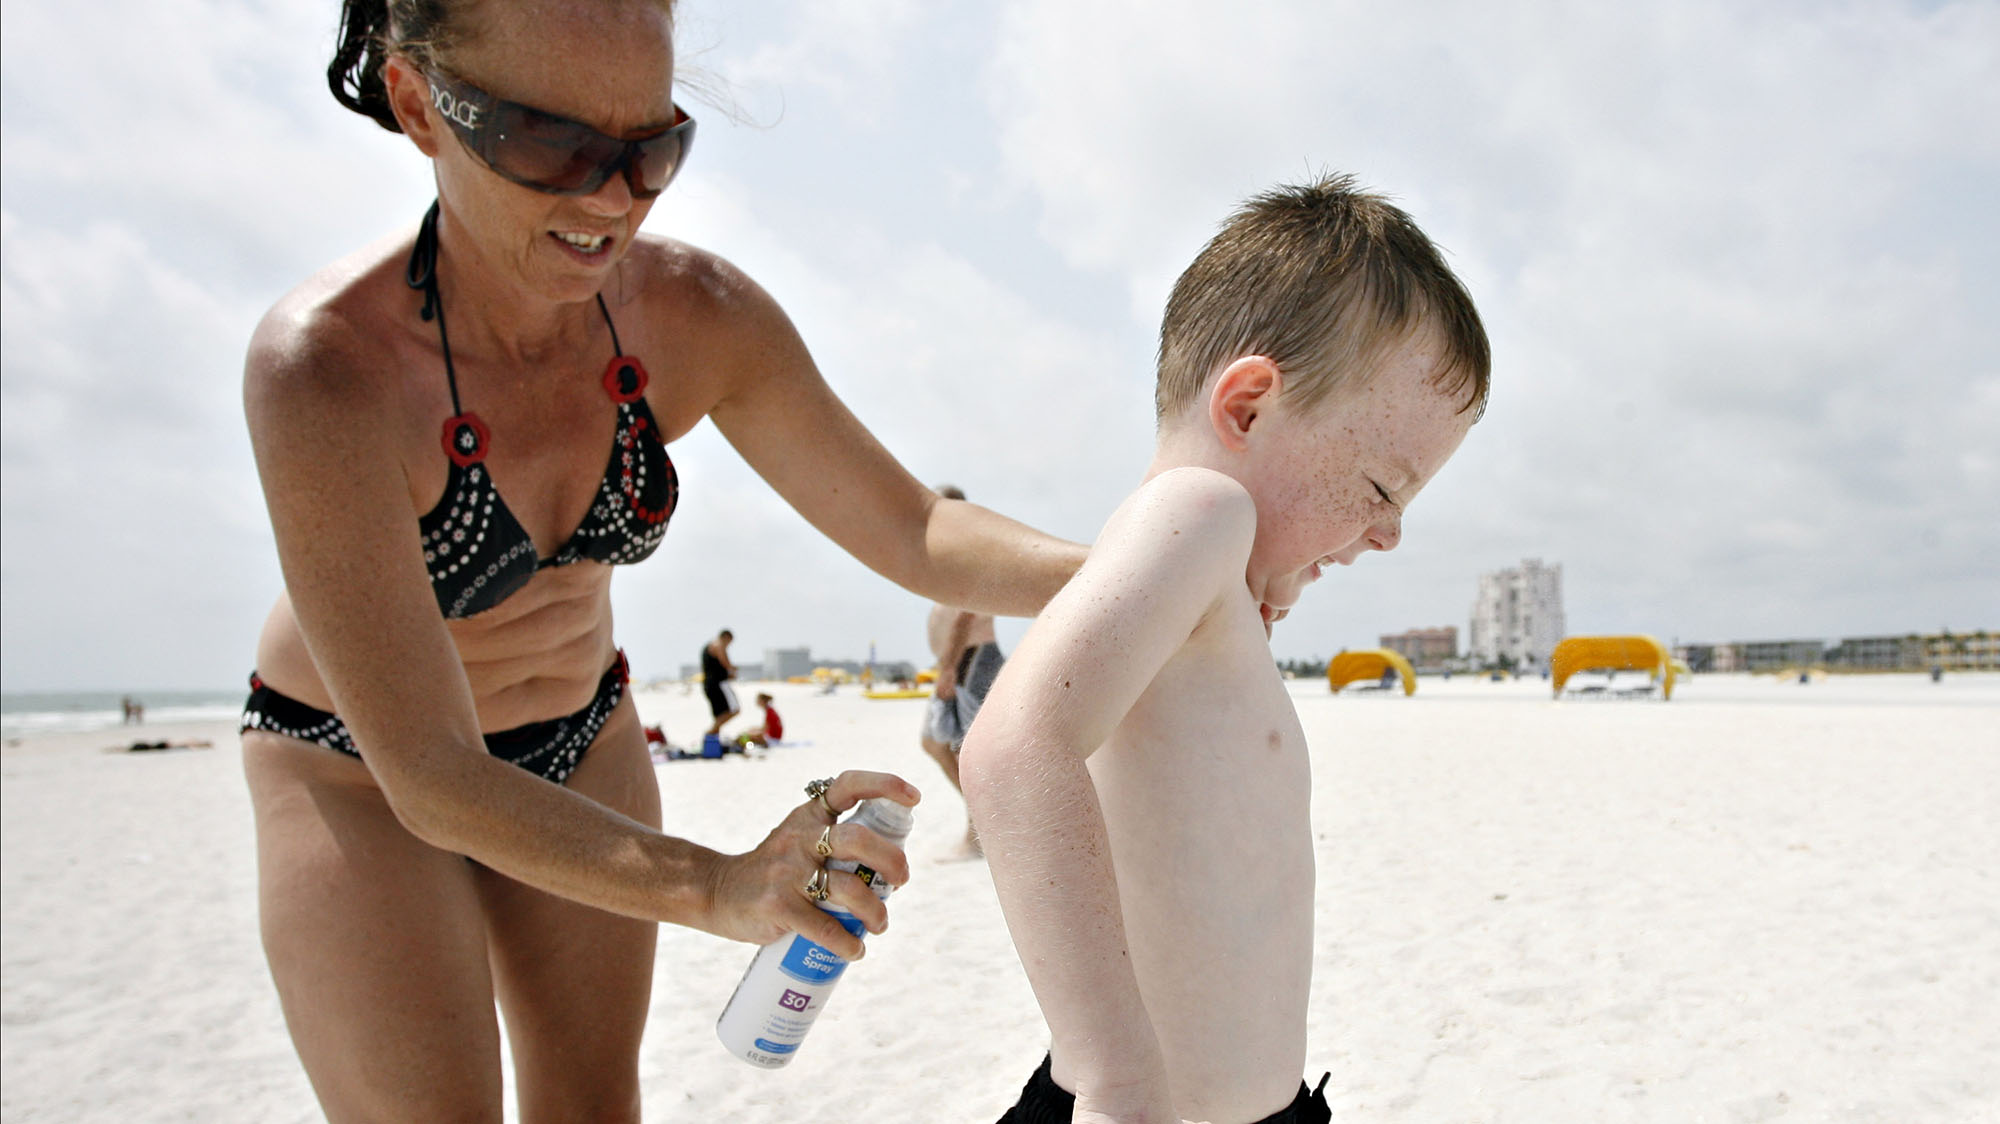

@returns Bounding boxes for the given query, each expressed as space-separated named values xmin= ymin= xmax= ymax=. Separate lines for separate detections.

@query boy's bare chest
xmin=1098 ymin=600 xmax=1311 ymax=824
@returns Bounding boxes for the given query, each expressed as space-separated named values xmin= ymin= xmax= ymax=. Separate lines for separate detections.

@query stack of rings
xmin=804 ymin=776 xmax=837 ymax=820
xmin=801 ymin=777 xmax=839 ymax=903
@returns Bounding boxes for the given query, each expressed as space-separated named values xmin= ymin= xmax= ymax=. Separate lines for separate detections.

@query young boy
xmin=960 ymin=174 xmax=1489 ymax=1124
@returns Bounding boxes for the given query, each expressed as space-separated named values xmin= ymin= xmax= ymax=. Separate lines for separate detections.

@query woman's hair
xmin=1155 ymin=173 xmax=1490 ymax=424
xmin=328 ymin=0 xmax=679 ymax=133
xmin=328 ymin=0 xmax=460 ymax=132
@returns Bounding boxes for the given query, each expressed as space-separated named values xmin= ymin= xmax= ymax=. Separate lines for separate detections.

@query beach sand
xmin=3 ymin=672 xmax=1995 ymax=1122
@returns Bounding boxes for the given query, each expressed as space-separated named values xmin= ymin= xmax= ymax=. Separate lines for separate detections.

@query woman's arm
xmin=243 ymin=305 xmax=909 ymax=956
xmin=698 ymin=264 xmax=1087 ymax=616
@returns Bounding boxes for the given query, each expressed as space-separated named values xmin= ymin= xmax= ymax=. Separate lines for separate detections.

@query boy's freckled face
xmin=1241 ymin=335 xmax=1474 ymax=615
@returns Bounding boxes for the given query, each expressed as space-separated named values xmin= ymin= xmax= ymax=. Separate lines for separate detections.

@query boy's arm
xmin=960 ymin=469 xmax=1255 ymax=1124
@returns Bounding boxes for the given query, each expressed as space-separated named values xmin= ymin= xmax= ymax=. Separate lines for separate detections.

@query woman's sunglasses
xmin=424 ymin=70 xmax=696 ymax=199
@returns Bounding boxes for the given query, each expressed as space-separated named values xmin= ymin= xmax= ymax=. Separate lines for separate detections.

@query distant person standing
xmin=921 ymin=485 xmax=1006 ymax=856
xmin=702 ymin=629 xmax=739 ymax=737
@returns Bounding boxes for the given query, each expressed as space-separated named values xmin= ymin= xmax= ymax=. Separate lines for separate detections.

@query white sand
xmin=3 ymin=672 xmax=1996 ymax=1122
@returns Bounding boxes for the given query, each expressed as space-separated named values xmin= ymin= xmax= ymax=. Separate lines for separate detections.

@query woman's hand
xmin=700 ymin=770 xmax=921 ymax=959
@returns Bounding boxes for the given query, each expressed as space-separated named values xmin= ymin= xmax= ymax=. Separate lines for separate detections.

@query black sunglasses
xmin=425 ymin=69 xmax=695 ymax=199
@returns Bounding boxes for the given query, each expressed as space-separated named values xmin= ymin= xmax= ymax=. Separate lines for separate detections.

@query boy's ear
xmin=383 ymin=55 xmax=445 ymax=157
xmin=1206 ymin=356 xmax=1284 ymax=452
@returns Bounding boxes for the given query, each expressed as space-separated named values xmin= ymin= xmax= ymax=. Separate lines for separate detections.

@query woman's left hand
xmin=698 ymin=770 xmax=921 ymax=959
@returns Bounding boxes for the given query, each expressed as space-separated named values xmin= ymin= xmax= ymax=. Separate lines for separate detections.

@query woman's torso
xmin=251 ymin=221 xmax=735 ymax=732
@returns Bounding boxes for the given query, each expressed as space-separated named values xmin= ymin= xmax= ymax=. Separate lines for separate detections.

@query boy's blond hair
xmin=1155 ymin=173 xmax=1490 ymax=424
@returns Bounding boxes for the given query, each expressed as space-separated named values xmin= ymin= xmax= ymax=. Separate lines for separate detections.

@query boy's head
xmin=1154 ymin=173 xmax=1488 ymax=427
xmin=1152 ymin=174 xmax=1490 ymax=622
xmin=755 ymin=692 xmax=773 ymax=707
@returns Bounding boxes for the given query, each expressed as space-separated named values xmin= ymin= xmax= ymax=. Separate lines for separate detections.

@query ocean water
xmin=1 ymin=689 xmax=244 ymax=739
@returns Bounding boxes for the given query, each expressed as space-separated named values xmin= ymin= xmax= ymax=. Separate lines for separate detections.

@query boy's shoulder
xmin=1113 ymin=466 xmax=1258 ymax=544
xmin=1084 ymin=467 xmax=1258 ymax=596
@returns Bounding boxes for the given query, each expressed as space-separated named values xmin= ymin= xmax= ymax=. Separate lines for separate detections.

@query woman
xmin=239 ymin=1 xmax=1082 ymax=1118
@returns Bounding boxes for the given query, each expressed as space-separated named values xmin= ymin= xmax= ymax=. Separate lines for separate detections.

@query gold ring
xmin=801 ymin=867 xmax=831 ymax=902
xmin=814 ymin=824 xmax=835 ymax=859
xmin=804 ymin=777 xmax=837 ymax=820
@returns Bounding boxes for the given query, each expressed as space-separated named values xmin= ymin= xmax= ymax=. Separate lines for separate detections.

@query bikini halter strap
xmin=403 ymin=200 xmax=626 ymax=419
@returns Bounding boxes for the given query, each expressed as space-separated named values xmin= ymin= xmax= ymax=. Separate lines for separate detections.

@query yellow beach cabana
xmin=1327 ymin=649 xmax=1417 ymax=696
xmin=1550 ymin=634 xmax=1676 ymax=700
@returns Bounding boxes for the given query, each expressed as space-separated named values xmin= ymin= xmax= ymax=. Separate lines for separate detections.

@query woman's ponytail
xmin=328 ymin=0 xmax=401 ymax=132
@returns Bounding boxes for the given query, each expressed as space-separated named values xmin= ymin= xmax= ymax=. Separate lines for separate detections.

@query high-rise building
xmin=1469 ymin=559 xmax=1566 ymax=670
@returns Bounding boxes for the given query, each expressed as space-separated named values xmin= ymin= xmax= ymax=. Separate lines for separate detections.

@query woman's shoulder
xmin=245 ymin=230 xmax=419 ymax=421
xmin=611 ymin=233 xmax=797 ymax=342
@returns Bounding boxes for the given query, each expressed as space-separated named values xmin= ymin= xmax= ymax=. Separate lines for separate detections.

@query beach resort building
xmin=1825 ymin=631 xmax=1999 ymax=671
xmin=1381 ymin=627 xmax=1459 ymax=668
xmin=1469 ymin=559 xmax=1566 ymax=671
xmin=1675 ymin=630 xmax=1995 ymax=673
xmin=765 ymin=647 xmax=814 ymax=681
xmin=1739 ymin=639 xmax=1833 ymax=672
xmin=1675 ymin=643 xmax=1746 ymax=673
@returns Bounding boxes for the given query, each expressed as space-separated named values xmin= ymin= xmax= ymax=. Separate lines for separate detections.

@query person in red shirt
xmin=735 ymin=692 xmax=784 ymax=748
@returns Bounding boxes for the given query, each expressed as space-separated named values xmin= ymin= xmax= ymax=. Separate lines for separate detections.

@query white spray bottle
xmin=716 ymin=797 xmax=914 ymax=1067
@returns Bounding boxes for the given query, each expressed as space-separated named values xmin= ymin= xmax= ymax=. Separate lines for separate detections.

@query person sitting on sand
xmin=962 ymin=174 xmax=1490 ymax=1124
xmin=734 ymin=692 xmax=784 ymax=749
xmin=124 ymin=738 xmax=215 ymax=753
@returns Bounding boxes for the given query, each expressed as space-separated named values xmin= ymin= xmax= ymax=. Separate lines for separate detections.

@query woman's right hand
xmin=700 ymin=770 xmax=920 ymax=959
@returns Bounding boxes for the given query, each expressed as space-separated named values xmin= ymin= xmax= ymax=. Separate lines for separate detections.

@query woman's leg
xmin=243 ymin=732 xmax=504 ymax=1124
xmin=474 ymin=701 xmax=661 ymax=1124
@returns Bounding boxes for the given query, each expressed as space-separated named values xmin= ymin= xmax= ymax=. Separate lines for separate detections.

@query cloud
xmin=1 ymin=210 xmax=275 ymax=689
xmin=2 ymin=0 xmax=1994 ymax=691
xmin=982 ymin=0 xmax=2000 ymax=646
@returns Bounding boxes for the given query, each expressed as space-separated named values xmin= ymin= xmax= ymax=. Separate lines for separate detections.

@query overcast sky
xmin=3 ymin=0 xmax=1995 ymax=692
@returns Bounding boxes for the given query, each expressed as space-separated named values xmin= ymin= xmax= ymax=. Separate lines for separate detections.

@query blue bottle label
xmin=777 ymin=911 xmax=866 ymax=984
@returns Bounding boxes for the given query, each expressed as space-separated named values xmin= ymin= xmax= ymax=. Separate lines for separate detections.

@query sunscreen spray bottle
xmin=716 ymin=797 xmax=914 ymax=1067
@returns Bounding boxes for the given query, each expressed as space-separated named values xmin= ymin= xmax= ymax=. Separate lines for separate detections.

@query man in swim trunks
xmin=920 ymin=486 xmax=1005 ymax=856
xmin=702 ymin=629 xmax=739 ymax=738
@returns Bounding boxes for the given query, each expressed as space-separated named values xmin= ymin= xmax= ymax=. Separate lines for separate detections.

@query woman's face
xmin=422 ymin=0 xmax=678 ymax=303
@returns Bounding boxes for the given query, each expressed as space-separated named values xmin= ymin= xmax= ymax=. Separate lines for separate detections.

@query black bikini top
xmin=406 ymin=202 xmax=678 ymax=619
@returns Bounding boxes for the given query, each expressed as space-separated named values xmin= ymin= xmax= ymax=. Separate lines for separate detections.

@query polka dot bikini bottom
xmin=239 ymin=652 xmax=628 ymax=785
